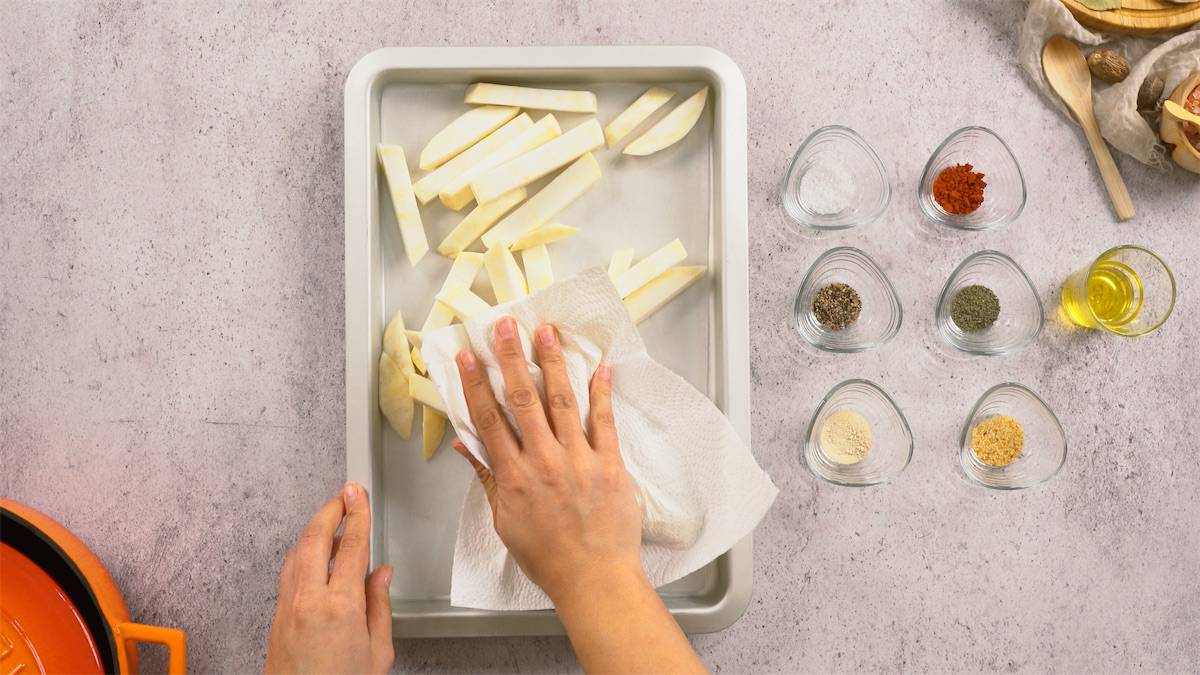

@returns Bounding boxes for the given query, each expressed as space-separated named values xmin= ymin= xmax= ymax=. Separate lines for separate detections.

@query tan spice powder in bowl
xmin=972 ymin=415 xmax=1024 ymax=467
xmin=819 ymin=410 xmax=873 ymax=464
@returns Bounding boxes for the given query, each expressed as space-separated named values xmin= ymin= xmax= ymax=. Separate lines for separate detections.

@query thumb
xmin=454 ymin=438 xmax=498 ymax=510
xmin=365 ymin=565 xmax=394 ymax=672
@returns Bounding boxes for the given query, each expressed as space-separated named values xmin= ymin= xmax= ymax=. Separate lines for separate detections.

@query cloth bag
xmin=1018 ymin=0 xmax=1200 ymax=168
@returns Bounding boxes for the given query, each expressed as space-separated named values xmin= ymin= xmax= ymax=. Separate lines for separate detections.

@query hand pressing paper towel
xmin=421 ymin=267 xmax=778 ymax=610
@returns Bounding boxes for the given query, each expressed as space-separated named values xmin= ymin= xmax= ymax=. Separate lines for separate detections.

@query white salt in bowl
xmin=780 ymin=125 xmax=891 ymax=231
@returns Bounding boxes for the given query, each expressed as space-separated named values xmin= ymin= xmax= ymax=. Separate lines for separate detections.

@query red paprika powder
xmin=932 ymin=163 xmax=987 ymax=215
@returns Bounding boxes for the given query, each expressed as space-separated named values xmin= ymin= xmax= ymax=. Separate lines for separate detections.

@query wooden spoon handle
xmin=1078 ymin=115 xmax=1135 ymax=221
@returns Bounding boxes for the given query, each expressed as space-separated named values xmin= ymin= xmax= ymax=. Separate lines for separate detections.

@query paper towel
xmin=420 ymin=267 xmax=778 ymax=610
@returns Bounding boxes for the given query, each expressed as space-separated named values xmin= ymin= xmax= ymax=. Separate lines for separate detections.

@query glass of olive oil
xmin=1061 ymin=245 xmax=1175 ymax=336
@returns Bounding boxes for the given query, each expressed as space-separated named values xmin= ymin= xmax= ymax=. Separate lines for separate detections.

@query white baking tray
xmin=344 ymin=46 xmax=750 ymax=638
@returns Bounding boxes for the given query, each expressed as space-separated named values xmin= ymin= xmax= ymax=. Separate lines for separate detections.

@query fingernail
xmin=382 ymin=566 xmax=394 ymax=586
xmin=495 ymin=317 xmax=517 ymax=340
xmin=457 ymin=350 xmax=477 ymax=371
xmin=598 ymin=362 xmax=612 ymax=382
xmin=537 ymin=325 xmax=557 ymax=347
xmin=343 ymin=481 xmax=360 ymax=504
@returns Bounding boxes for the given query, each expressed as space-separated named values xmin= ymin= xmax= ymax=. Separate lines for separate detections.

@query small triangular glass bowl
xmin=793 ymin=247 xmax=903 ymax=352
xmin=780 ymin=125 xmax=891 ymax=231
xmin=918 ymin=126 xmax=1026 ymax=231
xmin=959 ymin=383 xmax=1066 ymax=490
xmin=803 ymin=379 xmax=913 ymax=487
xmin=935 ymin=250 xmax=1044 ymax=356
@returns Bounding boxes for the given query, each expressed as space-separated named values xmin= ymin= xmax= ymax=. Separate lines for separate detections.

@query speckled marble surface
xmin=3 ymin=1 xmax=1200 ymax=672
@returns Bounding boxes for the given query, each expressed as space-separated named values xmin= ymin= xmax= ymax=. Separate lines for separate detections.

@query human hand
xmin=454 ymin=317 xmax=644 ymax=602
xmin=265 ymin=482 xmax=394 ymax=675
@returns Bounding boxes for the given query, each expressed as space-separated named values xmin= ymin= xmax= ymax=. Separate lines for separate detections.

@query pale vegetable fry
xmin=480 ymin=153 xmax=602 ymax=249
xmin=379 ymin=352 xmax=414 ymax=439
xmin=439 ymin=115 xmax=562 ymax=211
xmin=405 ymin=329 xmax=422 ymax=348
xmin=420 ymin=302 xmax=456 ymax=334
xmin=465 ymin=82 xmax=597 ymax=113
xmin=382 ymin=309 xmax=413 ymax=371
xmin=608 ymin=248 xmax=635 ymax=279
xmin=613 ymin=239 xmax=687 ymax=298
xmin=419 ymin=252 xmax=485 ymax=332
xmin=436 ymin=287 xmax=492 ymax=322
xmin=509 ymin=223 xmax=579 ymax=251
xmin=604 ymin=87 xmax=675 ymax=147
xmin=408 ymin=373 xmax=447 ymax=414
xmin=470 ymin=119 xmax=604 ymax=205
xmin=377 ymin=144 xmax=429 ymax=266
xmin=410 ymin=345 xmax=426 ymax=374
xmin=624 ymin=266 xmax=706 ymax=324
xmin=522 ymin=245 xmax=554 ymax=292
xmin=484 ymin=244 xmax=528 ymax=303
xmin=419 ymin=105 xmax=519 ymax=170
xmin=623 ymin=87 xmax=709 ymax=156
xmin=412 ymin=113 xmax=532 ymax=204
xmin=437 ymin=188 xmax=527 ymax=258
xmin=422 ymin=406 xmax=447 ymax=461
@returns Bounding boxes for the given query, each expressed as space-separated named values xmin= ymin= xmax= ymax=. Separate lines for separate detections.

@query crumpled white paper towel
xmin=420 ymin=267 xmax=778 ymax=610
xmin=1018 ymin=0 xmax=1200 ymax=168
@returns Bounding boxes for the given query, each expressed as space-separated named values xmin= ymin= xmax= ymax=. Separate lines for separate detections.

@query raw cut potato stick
xmin=509 ymin=223 xmax=578 ymax=251
xmin=408 ymin=372 xmax=447 ymax=414
xmin=484 ymin=244 xmax=528 ymax=303
xmin=410 ymin=345 xmax=426 ymax=374
xmin=465 ymin=82 xmax=597 ymax=113
xmin=379 ymin=352 xmax=414 ymax=439
xmin=480 ymin=153 xmax=602 ymax=249
xmin=624 ymin=266 xmax=706 ymax=324
xmin=422 ymin=407 xmax=447 ymax=461
xmin=420 ymin=252 xmax=485 ymax=332
xmin=439 ymin=115 xmax=562 ymax=211
xmin=419 ymin=105 xmax=519 ymax=171
xmin=623 ymin=87 xmax=709 ymax=156
xmin=377 ymin=144 xmax=429 ymax=266
xmin=405 ymin=329 xmax=422 ymax=348
xmin=382 ymin=309 xmax=414 ymax=371
xmin=412 ymin=113 xmax=532 ymax=204
xmin=437 ymin=188 xmax=527 ymax=258
xmin=613 ymin=239 xmax=688 ymax=298
xmin=436 ymin=287 xmax=492 ymax=322
xmin=608 ymin=249 xmax=635 ymax=279
xmin=522 ymin=245 xmax=554 ymax=292
xmin=604 ymin=87 xmax=675 ymax=147
xmin=469 ymin=119 xmax=604 ymax=205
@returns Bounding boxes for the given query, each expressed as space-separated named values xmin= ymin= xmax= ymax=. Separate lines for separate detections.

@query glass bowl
xmin=935 ymin=250 xmax=1044 ymax=355
xmin=959 ymin=383 xmax=1066 ymax=490
xmin=1061 ymin=245 xmax=1176 ymax=337
xmin=803 ymin=379 xmax=913 ymax=487
xmin=793 ymin=247 xmax=902 ymax=353
xmin=780 ymin=125 xmax=891 ymax=230
xmin=918 ymin=126 xmax=1026 ymax=231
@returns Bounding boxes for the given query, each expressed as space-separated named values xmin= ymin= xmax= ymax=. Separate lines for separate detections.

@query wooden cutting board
xmin=1061 ymin=0 xmax=1200 ymax=35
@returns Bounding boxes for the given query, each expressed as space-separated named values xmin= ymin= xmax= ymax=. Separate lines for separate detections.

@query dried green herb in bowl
xmin=951 ymin=284 xmax=1000 ymax=332
xmin=813 ymin=283 xmax=862 ymax=331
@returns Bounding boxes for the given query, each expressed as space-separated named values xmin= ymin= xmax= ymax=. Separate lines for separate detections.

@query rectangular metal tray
xmin=344 ymin=46 xmax=750 ymax=638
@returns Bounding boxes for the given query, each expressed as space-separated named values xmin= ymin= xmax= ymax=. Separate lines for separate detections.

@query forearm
xmin=550 ymin=565 xmax=707 ymax=674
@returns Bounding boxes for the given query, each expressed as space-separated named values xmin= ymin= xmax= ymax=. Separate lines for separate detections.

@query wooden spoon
xmin=1042 ymin=35 xmax=1136 ymax=221
xmin=1164 ymin=99 xmax=1200 ymax=126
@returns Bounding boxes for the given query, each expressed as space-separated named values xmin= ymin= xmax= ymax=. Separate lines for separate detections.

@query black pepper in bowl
xmin=813 ymin=283 xmax=862 ymax=331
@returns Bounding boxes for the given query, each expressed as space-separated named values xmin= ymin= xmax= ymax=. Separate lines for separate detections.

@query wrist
xmin=546 ymin=558 xmax=649 ymax=610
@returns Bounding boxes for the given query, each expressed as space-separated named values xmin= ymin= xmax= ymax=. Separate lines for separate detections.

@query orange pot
xmin=0 ymin=499 xmax=186 ymax=674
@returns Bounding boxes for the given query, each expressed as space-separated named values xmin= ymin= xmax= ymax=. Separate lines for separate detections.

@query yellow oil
xmin=1062 ymin=260 xmax=1143 ymax=328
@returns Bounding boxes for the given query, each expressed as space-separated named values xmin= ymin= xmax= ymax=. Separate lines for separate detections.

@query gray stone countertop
xmin=3 ymin=1 xmax=1199 ymax=672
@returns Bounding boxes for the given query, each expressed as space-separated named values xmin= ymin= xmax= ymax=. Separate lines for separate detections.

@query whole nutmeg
xmin=1137 ymin=74 xmax=1165 ymax=111
xmin=1087 ymin=49 xmax=1130 ymax=84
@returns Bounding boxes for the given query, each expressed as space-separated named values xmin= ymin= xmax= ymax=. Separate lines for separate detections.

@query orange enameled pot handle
xmin=116 ymin=622 xmax=187 ymax=674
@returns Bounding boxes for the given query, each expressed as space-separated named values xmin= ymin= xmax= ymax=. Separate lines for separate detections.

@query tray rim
xmin=344 ymin=45 xmax=751 ymax=638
